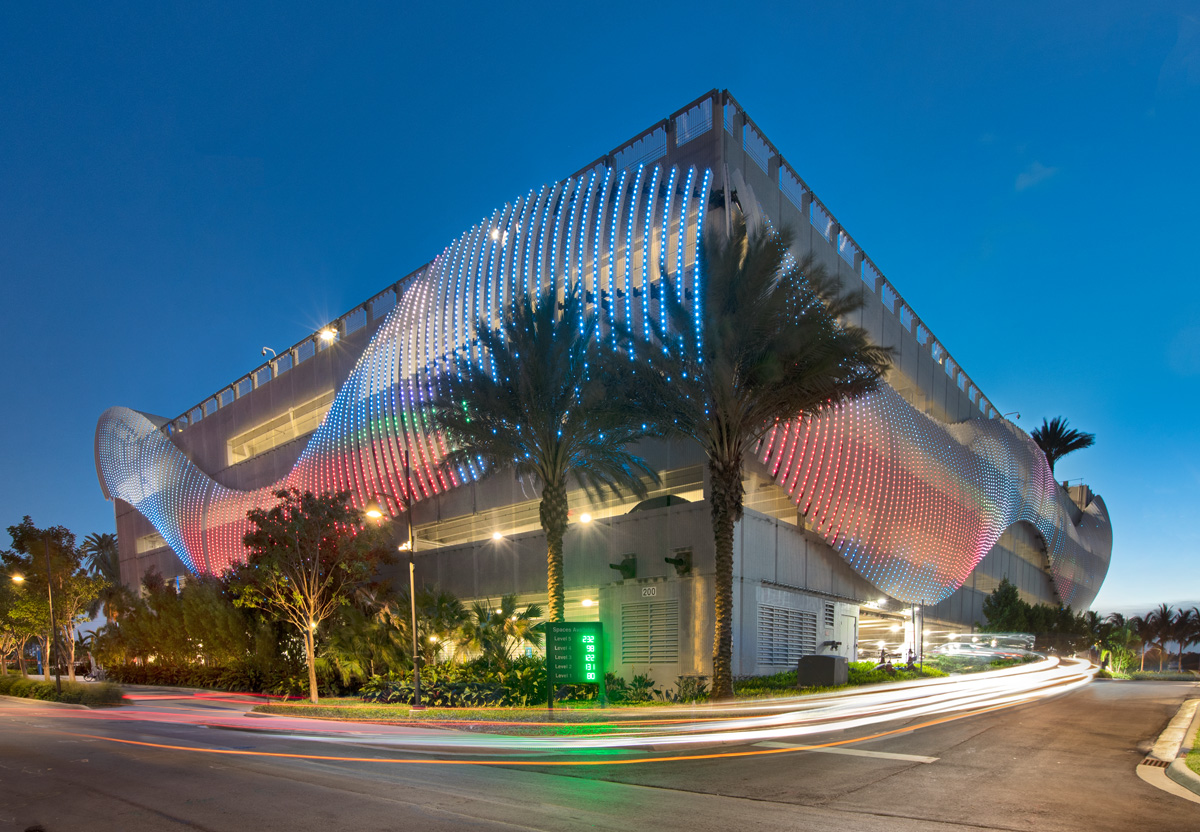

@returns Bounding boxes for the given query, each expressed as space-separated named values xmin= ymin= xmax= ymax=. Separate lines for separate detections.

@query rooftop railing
xmin=169 ymin=89 xmax=997 ymax=437
xmin=164 ymin=266 xmax=427 ymax=436
xmin=574 ymin=89 xmax=999 ymax=421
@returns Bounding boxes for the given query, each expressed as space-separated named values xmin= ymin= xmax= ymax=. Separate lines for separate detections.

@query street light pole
xmin=402 ymin=452 xmax=424 ymax=712
xmin=44 ymin=531 xmax=61 ymax=694
xmin=365 ymin=449 xmax=424 ymax=711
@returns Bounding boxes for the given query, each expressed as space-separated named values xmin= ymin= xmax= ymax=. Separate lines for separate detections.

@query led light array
xmin=96 ymin=164 xmax=712 ymax=576
xmin=758 ymin=385 xmax=1112 ymax=607
xmin=96 ymin=163 xmax=1110 ymax=608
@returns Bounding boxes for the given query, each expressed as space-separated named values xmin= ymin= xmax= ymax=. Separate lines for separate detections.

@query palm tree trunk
xmin=1140 ymin=645 xmax=1145 ymax=672
xmin=709 ymin=456 xmax=743 ymax=701
xmin=540 ymin=480 xmax=569 ymax=623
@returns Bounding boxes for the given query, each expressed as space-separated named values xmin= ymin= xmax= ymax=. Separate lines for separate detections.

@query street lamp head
xmin=364 ymin=502 xmax=385 ymax=520
xmin=10 ymin=574 xmax=24 ymax=583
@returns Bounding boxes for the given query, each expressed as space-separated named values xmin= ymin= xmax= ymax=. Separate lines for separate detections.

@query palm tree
xmin=80 ymin=532 xmax=122 ymax=620
xmin=387 ymin=588 xmax=467 ymax=665
xmin=434 ymin=283 xmax=658 ymax=622
xmin=1129 ymin=614 xmax=1155 ymax=671
xmin=1172 ymin=607 xmax=1199 ymax=672
xmin=1147 ymin=604 xmax=1175 ymax=672
xmin=1030 ymin=417 xmax=1095 ymax=475
xmin=1081 ymin=610 xmax=1104 ymax=650
xmin=80 ymin=532 xmax=120 ymax=583
xmin=648 ymin=210 xmax=891 ymax=699
xmin=455 ymin=595 xmax=544 ymax=668
xmin=317 ymin=604 xmax=408 ymax=688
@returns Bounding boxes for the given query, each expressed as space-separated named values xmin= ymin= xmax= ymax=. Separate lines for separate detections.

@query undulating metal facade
xmin=95 ymin=156 xmax=1111 ymax=608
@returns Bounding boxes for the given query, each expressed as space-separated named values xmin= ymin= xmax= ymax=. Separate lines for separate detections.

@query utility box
xmin=797 ymin=654 xmax=848 ymax=688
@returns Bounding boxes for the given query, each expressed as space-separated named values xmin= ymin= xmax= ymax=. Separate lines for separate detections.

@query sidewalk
xmin=1137 ymin=696 xmax=1200 ymax=804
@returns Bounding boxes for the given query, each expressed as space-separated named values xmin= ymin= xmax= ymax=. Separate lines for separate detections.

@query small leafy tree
xmin=981 ymin=578 xmax=1028 ymax=632
xmin=1099 ymin=614 xmax=1137 ymax=675
xmin=317 ymin=604 xmax=408 ymax=689
xmin=388 ymin=587 xmax=468 ymax=666
xmin=0 ymin=579 xmax=24 ymax=673
xmin=230 ymin=489 xmax=389 ymax=702
xmin=3 ymin=518 xmax=104 ymax=681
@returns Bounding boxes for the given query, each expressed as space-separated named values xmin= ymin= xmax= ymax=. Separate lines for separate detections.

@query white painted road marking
xmin=753 ymin=741 xmax=939 ymax=764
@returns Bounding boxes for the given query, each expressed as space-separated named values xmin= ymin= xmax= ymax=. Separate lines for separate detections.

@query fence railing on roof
xmin=171 ymin=90 xmax=999 ymax=435
xmin=576 ymin=89 xmax=997 ymax=421
xmin=164 ymin=267 xmax=426 ymax=436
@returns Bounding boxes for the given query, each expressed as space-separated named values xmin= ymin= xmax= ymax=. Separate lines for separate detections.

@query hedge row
xmin=103 ymin=661 xmax=309 ymax=696
xmin=0 ymin=673 xmax=124 ymax=706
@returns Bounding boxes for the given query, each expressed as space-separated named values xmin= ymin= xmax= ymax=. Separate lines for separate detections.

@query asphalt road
xmin=1 ymin=680 xmax=1197 ymax=832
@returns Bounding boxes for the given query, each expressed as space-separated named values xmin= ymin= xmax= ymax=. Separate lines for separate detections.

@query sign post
xmin=545 ymin=621 xmax=606 ymax=712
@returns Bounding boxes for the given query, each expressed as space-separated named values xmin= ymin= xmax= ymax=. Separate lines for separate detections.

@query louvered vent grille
xmin=758 ymin=606 xmax=818 ymax=666
xmin=621 ymin=600 xmax=680 ymax=663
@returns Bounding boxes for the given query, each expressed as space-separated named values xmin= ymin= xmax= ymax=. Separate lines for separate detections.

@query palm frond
xmin=1030 ymin=416 xmax=1095 ymax=475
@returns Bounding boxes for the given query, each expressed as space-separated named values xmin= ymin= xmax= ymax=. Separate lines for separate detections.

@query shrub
xmin=9 ymin=678 xmax=36 ymax=698
xmin=102 ymin=659 xmax=307 ymax=694
xmin=1129 ymin=670 xmax=1198 ymax=682
xmin=361 ymin=657 xmax=550 ymax=707
xmin=0 ymin=673 xmax=123 ymax=706
xmin=655 ymin=675 xmax=709 ymax=703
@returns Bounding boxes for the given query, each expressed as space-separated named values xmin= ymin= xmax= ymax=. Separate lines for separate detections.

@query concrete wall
xmin=114 ymin=498 xmax=190 ymax=589
xmin=167 ymin=319 xmax=383 ymax=492
xmin=396 ymin=495 xmax=867 ymax=683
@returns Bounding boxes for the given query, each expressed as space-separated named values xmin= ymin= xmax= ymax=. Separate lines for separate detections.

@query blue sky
xmin=1 ymin=2 xmax=1196 ymax=614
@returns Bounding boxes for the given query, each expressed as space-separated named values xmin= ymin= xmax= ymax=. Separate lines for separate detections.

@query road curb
xmin=1164 ymin=698 xmax=1200 ymax=796
xmin=1148 ymin=697 xmax=1198 ymax=761
xmin=0 ymin=693 xmax=91 ymax=710
xmin=1137 ymin=696 xmax=1200 ymax=803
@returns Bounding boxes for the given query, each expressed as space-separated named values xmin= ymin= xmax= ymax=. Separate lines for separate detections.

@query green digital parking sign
xmin=545 ymin=621 xmax=606 ymax=708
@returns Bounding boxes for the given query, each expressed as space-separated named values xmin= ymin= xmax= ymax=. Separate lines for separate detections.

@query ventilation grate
xmin=621 ymin=599 xmax=679 ymax=663
xmin=758 ymin=606 xmax=817 ymax=666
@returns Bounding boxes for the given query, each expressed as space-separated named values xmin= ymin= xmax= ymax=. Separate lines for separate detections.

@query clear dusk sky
xmin=1 ymin=2 xmax=1197 ymax=614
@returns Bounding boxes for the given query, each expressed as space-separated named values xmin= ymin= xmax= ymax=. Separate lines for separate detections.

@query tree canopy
xmin=645 ymin=209 xmax=891 ymax=698
xmin=433 ymin=283 xmax=659 ymax=622
xmin=2 ymin=517 xmax=105 ymax=681
xmin=229 ymin=489 xmax=390 ymax=702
